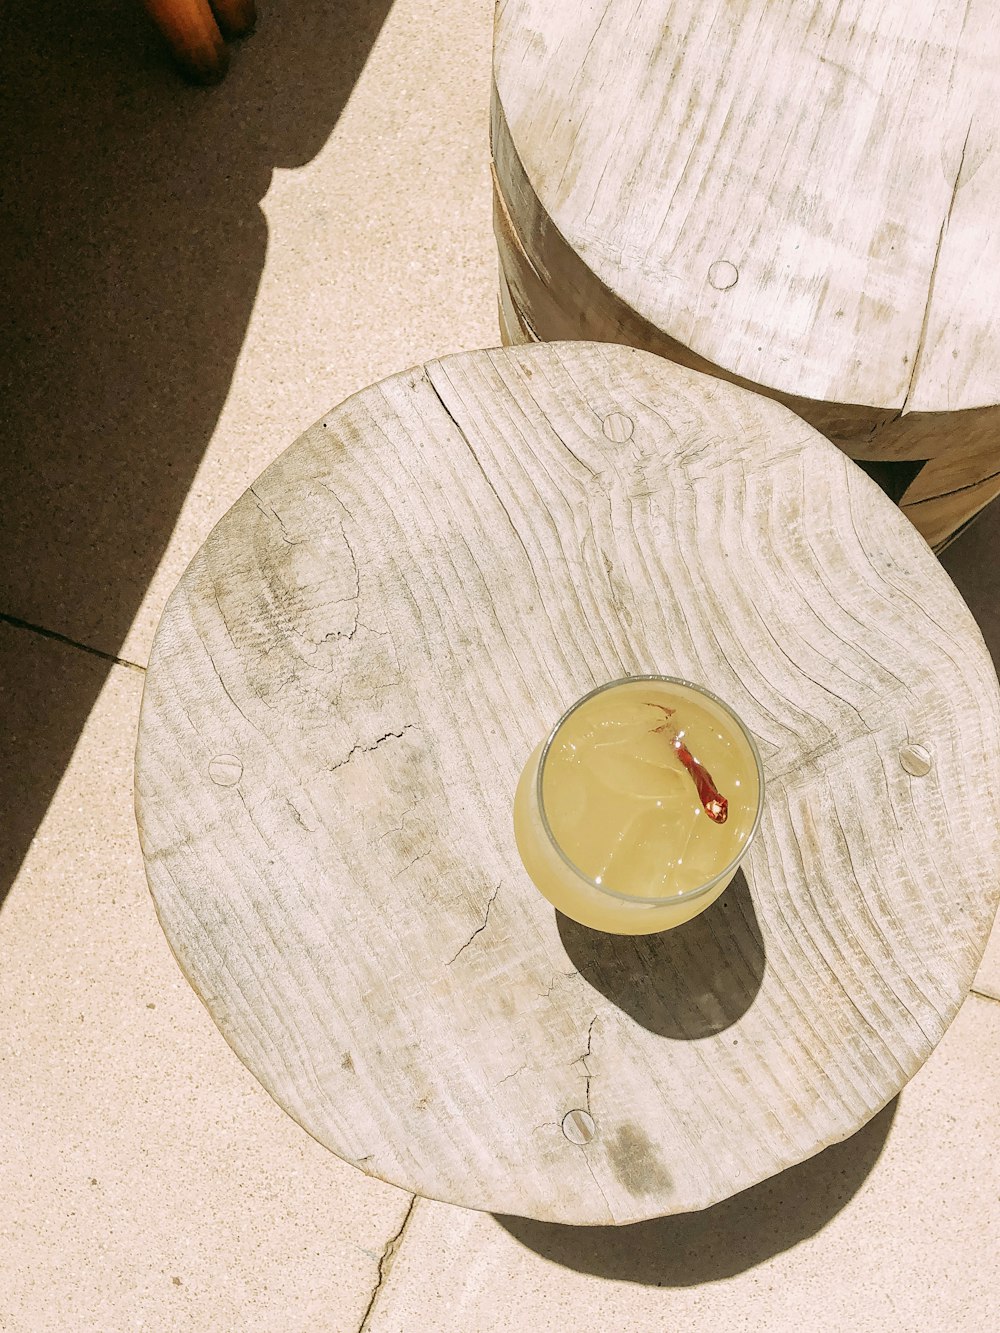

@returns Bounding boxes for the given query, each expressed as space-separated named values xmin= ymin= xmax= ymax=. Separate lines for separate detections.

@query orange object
xmin=208 ymin=0 xmax=257 ymax=40
xmin=141 ymin=0 xmax=257 ymax=83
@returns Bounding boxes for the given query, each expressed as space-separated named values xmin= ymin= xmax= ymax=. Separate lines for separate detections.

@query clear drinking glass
xmin=513 ymin=676 xmax=764 ymax=934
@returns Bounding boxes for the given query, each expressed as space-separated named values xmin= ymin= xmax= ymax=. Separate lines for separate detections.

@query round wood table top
xmin=491 ymin=0 xmax=1000 ymax=550
xmin=494 ymin=0 xmax=999 ymax=417
xmin=135 ymin=342 xmax=1000 ymax=1224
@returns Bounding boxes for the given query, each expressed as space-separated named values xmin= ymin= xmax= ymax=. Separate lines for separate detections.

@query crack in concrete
xmin=357 ymin=1196 xmax=418 ymax=1332
xmin=0 ymin=611 xmax=145 ymax=671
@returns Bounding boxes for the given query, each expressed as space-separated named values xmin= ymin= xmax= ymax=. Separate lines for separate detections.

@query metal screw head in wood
xmin=135 ymin=343 xmax=1000 ymax=1224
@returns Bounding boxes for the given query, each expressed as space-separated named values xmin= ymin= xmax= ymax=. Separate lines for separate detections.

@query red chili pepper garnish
xmin=647 ymin=703 xmax=728 ymax=823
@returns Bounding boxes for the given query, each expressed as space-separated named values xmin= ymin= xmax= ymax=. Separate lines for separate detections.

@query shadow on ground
xmin=496 ymin=1096 xmax=897 ymax=1286
xmin=0 ymin=0 xmax=392 ymax=906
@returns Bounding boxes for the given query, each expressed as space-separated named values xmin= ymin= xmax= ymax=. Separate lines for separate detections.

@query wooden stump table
xmin=492 ymin=0 xmax=1000 ymax=551
xmin=135 ymin=342 xmax=1000 ymax=1224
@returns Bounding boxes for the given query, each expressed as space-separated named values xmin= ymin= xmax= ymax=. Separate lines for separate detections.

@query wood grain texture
xmin=135 ymin=342 xmax=1000 ymax=1224
xmin=492 ymin=0 xmax=1000 ymax=549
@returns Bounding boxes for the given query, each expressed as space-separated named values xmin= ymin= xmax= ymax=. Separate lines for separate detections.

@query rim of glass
xmin=536 ymin=675 xmax=765 ymax=906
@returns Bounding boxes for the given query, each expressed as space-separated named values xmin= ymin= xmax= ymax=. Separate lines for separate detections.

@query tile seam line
xmin=357 ymin=1195 xmax=419 ymax=1332
xmin=0 ymin=611 xmax=146 ymax=672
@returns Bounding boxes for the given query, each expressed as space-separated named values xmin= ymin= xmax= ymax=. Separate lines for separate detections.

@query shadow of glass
xmin=557 ymin=869 xmax=765 ymax=1039
xmin=496 ymin=1097 xmax=897 ymax=1286
xmin=0 ymin=0 xmax=393 ymax=905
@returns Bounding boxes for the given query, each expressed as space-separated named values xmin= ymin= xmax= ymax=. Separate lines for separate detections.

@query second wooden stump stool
xmin=492 ymin=0 xmax=1000 ymax=551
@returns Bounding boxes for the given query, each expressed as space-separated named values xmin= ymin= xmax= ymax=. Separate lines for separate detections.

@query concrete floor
xmin=1 ymin=2 xmax=998 ymax=1330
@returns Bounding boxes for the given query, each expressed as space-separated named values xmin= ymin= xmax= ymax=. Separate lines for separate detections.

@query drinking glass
xmin=513 ymin=676 xmax=764 ymax=934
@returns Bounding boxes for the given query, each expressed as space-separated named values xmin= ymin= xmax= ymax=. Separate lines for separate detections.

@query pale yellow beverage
xmin=514 ymin=677 xmax=763 ymax=934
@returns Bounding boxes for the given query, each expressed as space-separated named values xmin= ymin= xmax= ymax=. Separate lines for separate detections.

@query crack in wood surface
xmin=423 ymin=366 xmax=539 ymax=578
xmin=900 ymin=119 xmax=972 ymax=415
xmin=447 ymin=882 xmax=501 ymax=965
xmin=583 ymin=1154 xmax=613 ymax=1219
xmin=328 ymin=724 xmax=416 ymax=772
xmin=320 ymin=529 xmax=362 ymax=642
xmin=567 ymin=1016 xmax=599 ymax=1111
xmin=249 ymin=485 xmax=301 ymax=545
xmin=393 ymin=849 xmax=432 ymax=880
xmin=903 ymin=464 xmax=1000 ymax=506
xmin=578 ymin=1015 xmax=598 ymax=1112
xmin=285 ymin=797 xmax=317 ymax=832
xmin=536 ymin=970 xmax=580 ymax=1000
xmin=237 ymin=789 xmax=271 ymax=845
